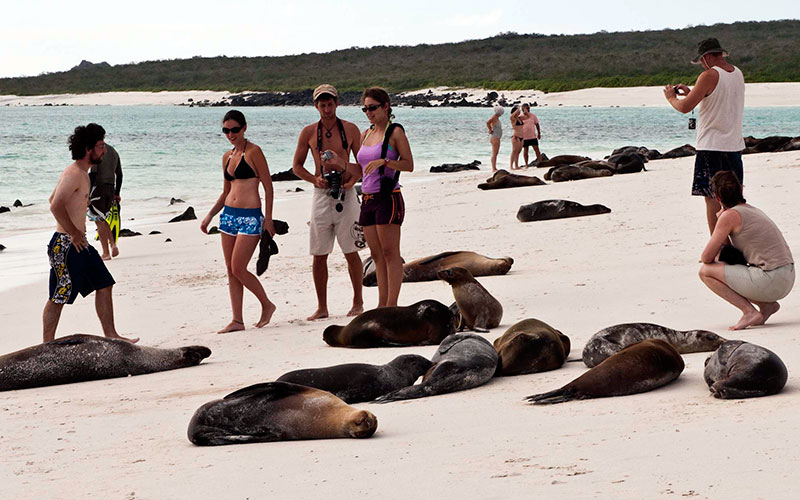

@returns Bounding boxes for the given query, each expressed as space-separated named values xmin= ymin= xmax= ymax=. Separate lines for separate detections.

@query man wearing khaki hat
xmin=664 ymin=37 xmax=745 ymax=234
xmin=292 ymin=84 xmax=365 ymax=320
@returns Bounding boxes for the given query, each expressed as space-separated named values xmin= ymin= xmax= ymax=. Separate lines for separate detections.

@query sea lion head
xmin=417 ymin=300 xmax=456 ymax=336
xmin=683 ymin=330 xmax=727 ymax=353
xmin=179 ymin=346 xmax=213 ymax=365
xmin=322 ymin=325 xmax=346 ymax=347
xmin=344 ymin=409 xmax=378 ymax=438
xmin=437 ymin=266 xmax=475 ymax=284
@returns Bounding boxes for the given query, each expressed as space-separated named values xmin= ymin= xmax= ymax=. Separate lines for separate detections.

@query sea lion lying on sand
xmin=493 ymin=319 xmax=571 ymax=376
xmin=658 ymin=144 xmax=696 ymax=159
xmin=0 ymin=334 xmax=211 ymax=392
xmin=374 ymin=333 xmax=498 ymax=402
xmin=550 ymin=164 xmax=614 ymax=182
xmin=188 ymin=382 xmax=377 ymax=446
xmin=517 ymin=199 xmax=611 ymax=222
xmin=276 ymin=354 xmax=432 ymax=403
xmin=582 ymin=322 xmax=725 ymax=368
xmin=535 ymin=155 xmax=592 ymax=169
xmin=704 ymin=341 xmax=788 ymax=399
xmin=478 ymin=170 xmax=546 ymax=190
xmin=363 ymin=251 xmax=514 ymax=287
xmin=544 ymin=161 xmax=614 ymax=181
xmin=526 ymin=339 xmax=684 ymax=404
xmin=323 ymin=299 xmax=455 ymax=347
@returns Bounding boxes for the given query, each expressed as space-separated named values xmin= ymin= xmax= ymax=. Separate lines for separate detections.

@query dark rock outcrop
xmin=119 ymin=229 xmax=142 ymax=237
xmin=271 ymin=169 xmax=301 ymax=182
xmin=0 ymin=206 xmax=9 ymax=214
xmin=169 ymin=207 xmax=197 ymax=223
xmin=169 ymin=197 xmax=185 ymax=205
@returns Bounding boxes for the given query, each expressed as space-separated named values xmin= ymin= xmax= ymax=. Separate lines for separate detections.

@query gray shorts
xmin=725 ymin=263 xmax=795 ymax=302
xmin=309 ymin=187 xmax=365 ymax=255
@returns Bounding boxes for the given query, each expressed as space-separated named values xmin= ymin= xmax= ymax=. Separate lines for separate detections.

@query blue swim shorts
xmin=219 ymin=206 xmax=264 ymax=236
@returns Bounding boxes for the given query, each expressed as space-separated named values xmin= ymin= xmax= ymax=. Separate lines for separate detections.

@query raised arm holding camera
xmin=292 ymin=84 xmax=365 ymax=321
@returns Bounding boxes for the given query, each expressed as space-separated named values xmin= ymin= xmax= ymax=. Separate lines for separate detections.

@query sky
xmin=0 ymin=0 xmax=796 ymax=78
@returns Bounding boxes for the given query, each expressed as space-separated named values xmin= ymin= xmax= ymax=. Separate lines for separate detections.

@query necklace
xmin=322 ymin=121 xmax=336 ymax=139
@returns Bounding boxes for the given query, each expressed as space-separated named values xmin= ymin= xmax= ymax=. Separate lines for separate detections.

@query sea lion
xmin=777 ymin=136 xmax=800 ymax=152
xmin=438 ymin=267 xmax=502 ymax=332
xmin=550 ymin=164 xmax=614 ymax=182
xmin=493 ymin=319 xmax=571 ymax=376
xmin=526 ymin=339 xmax=684 ymax=404
xmin=535 ymin=155 xmax=592 ymax=169
xmin=477 ymin=172 xmax=546 ymax=190
xmin=430 ymin=160 xmax=481 ymax=173
xmin=276 ymin=354 xmax=432 ymax=403
xmin=658 ymin=144 xmax=696 ymax=159
xmin=363 ymin=251 xmax=513 ymax=287
xmin=582 ymin=322 xmax=726 ymax=368
xmin=517 ymin=199 xmax=611 ymax=222
xmin=610 ymin=153 xmax=646 ymax=174
xmin=323 ymin=299 xmax=455 ymax=348
xmin=187 ymin=381 xmax=377 ymax=446
xmin=449 ymin=301 xmax=467 ymax=331
xmin=0 ymin=334 xmax=211 ymax=392
xmin=704 ymin=341 xmax=788 ymax=399
xmin=544 ymin=161 xmax=614 ymax=181
xmin=374 ymin=333 xmax=498 ymax=402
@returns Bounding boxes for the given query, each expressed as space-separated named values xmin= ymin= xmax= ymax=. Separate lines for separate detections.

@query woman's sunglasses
xmin=361 ymin=104 xmax=383 ymax=113
xmin=222 ymin=126 xmax=243 ymax=134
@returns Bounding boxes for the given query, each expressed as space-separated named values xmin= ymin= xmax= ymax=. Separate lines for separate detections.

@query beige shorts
xmin=309 ymin=187 xmax=365 ymax=256
xmin=725 ymin=263 xmax=795 ymax=303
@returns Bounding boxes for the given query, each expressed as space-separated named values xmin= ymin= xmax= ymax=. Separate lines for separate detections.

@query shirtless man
xmin=42 ymin=123 xmax=138 ymax=344
xmin=292 ymin=84 xmax=365 ymax=320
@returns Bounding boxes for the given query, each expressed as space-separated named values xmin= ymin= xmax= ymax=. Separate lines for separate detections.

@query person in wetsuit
xmin=200 ymin=110 xmax=277 ymax=333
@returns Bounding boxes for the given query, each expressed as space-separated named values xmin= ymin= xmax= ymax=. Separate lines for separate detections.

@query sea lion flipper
xmin=224 ymin=381 xmax=307 ymax=400
xmin=417 ymin=251 xmax=461 ymax=266
xmin=48 ymin=336 xmax=86 ymax=346
xmin=524 ymin=387 xmax=575 ymax=405
xmin=372 ymin=385 xmax=429 ymax=403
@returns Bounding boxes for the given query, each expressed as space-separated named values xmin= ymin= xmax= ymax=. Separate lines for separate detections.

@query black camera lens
xmin=335 ymin=203 xmax=343 ymax=212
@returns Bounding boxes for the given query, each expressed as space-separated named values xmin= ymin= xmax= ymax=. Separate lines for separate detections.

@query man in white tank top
xmin=664 ymin=38 xmax=745 ymax=235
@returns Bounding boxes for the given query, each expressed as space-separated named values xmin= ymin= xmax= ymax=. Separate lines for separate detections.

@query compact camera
xmin=688 ymin=117 xmax=697 ymax=130
xmin=320 ymin=150 xmax=345 ymax=209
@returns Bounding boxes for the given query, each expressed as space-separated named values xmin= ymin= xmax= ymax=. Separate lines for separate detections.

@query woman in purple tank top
xmin=355 ymin=87 xmax=414 ymax=308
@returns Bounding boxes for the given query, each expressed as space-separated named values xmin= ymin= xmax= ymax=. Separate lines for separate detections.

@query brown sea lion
xmin=526 ymin=339 xmax=684 ymax=404
xmin=535 ymin=155 xmax=592 ymax=169
xmin=517 ymin=199 xmax=611 ymax=222
xmin=704 ymin=341 xmax=788 ymax=399
xmin=187 ymin=382 xmax=377 ymax=446
xmin=323 ymin=299 xmax=455 ymax=347
xmin=477 ymin=173 xmax=546 ymax=190
xmin=363 ymin=251 xmax=513 ymax=287
xmin=493 ymin=319 xmax=571 ymax=376
xmin=550 ymin=164 xmax=614 ymax=182
xmin=582 ymin=322 xmax=726 ymax=368
xmin=0 ymin=334 xmax=211 ymax=392
xmin=658 ymin=144 xmax=696 ymax=159
xmin=438 ymin=267 xmax=503 ymax=332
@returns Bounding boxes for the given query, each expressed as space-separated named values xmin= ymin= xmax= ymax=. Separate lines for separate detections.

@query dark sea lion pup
xmin=526 ymin=339 xmax=684 ymax=404
xmin=323 ymin=299 xmax=455 ymax=347
xmin=188 ymin=382 xmax=377 ymax=446
xmin=517 ymin=199 xmax=611 ymax=222
xmin=0 ymin=334 xmax=211 ymax=392
xmin=276 ymin=354 xmax=432 ymax=403
xmin=582 ymin=322 xmax=725 ymax=368
xmin=493 ymin=319 xmax=571 ymax=376
xmin=438 ymin=267 xmax=503 ymax=332
xmin=375 ymin=333 xmax=498 ymax=402
xmin=704 ymin=341 xmax=788 ymax=399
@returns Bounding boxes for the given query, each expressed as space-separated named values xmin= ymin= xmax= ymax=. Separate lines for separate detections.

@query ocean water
xmin=0 ymin=104 xmax=798 ymax=289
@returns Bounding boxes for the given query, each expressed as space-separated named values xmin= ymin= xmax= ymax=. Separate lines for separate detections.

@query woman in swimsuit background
xmin=486 ymin=105 xmax=503 ymax=172
xmin=356 ymin=87 xmax=414 ymax=308
xmin=509 ymin=105 xmax=524 ymax=170
xmin=201 ymin=110 xmax=277 ymax=333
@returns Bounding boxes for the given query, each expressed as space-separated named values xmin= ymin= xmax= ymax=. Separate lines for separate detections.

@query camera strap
xmin=317 ymin=118 xmax=348 ymax=155
xmin=378 ymin=122 xmax=404 ymax=185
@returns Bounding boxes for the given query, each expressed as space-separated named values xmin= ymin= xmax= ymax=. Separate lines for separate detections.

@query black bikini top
xmin=224 ymin=141 xmax=257 ymax=181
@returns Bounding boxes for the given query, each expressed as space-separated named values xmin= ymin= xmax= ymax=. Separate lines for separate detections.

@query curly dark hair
xmin=711 ymin=170 xmax=746 ymax=207
xmin=68 ymin=123 xmax=105 ymax=160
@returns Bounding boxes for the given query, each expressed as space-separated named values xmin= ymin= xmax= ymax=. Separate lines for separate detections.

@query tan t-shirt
xmin=730 ymin=204 xmax=793 ymax=270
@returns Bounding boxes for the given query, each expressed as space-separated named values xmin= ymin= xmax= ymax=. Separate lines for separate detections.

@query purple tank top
xmin=356 ymin=143 xmax=400 ymax=194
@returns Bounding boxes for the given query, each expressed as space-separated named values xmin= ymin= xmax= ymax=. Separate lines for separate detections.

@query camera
xmin=320 ymin=150 xmax=345 ymax=207
xmin=688 ymin=117 xmax=697 ymax=130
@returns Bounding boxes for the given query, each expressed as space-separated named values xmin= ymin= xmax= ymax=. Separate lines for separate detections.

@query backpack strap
xmin=378 ymin=123 xmax=404 ymax=182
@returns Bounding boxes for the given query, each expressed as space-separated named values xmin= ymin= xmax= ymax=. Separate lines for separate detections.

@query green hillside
xmin=2 ymin=20 xmax=798 ymax=95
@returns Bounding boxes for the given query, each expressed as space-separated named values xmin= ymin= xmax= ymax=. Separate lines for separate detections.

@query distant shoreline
xmin=2 ymin=83 xmax=800 ymax=108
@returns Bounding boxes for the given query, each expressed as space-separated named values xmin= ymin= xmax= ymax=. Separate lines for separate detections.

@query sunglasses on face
xmin=361 ymin=104 xmax=383 ymax=113
xmin=222 ymin=126 xmax=243 ymax=134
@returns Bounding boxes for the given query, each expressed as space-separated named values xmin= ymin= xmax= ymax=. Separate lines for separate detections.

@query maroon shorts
xmin=359 ymin=190 xmax=404 ymax=226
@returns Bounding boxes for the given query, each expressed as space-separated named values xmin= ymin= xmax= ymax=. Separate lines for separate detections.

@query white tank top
xmin=696 ymin=66 xmax=745 ymax=152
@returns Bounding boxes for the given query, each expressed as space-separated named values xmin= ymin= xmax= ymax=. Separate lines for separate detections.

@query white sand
xmin=3 ymin=150 xmax=800 ymax=499
xmin=3 ymin=82 xmax=800 ymax=107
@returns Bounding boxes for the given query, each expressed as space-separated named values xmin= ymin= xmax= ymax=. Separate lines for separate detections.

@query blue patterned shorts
xmin=219 ymin=206 xmax=264 ymax=236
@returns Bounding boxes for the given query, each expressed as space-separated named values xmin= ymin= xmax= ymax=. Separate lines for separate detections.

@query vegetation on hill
xmin=1 ymin=20 xmax=798 ymax=95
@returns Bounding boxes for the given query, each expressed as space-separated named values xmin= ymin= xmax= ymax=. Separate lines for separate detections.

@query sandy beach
xmin=2 ymin=82 xmax=800 ymax=107
xmin=2 ymin=147 xmax=800 ymax=499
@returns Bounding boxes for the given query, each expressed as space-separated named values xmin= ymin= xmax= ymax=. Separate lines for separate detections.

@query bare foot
xmin=108 ymin=334 xmax=139 ymax=344
xmin=255 ymin=302 xmax=277 ymax=328
xmin=218 ymin=320 xmax=245 ymax=334
xmin=111 ymin=245 xmax=119 ymax=258
xmin=101 ymin=253 xmax=111 ymax=261
xmin=757 ymin=302 xmax=780 ymax=325
xmin=307 ymin=308 xmax=329 ymax=321
xmin=730 ymin=311 xmax=763 ymax=331
xmin=346 ymin=304 xmax=364 ymax=317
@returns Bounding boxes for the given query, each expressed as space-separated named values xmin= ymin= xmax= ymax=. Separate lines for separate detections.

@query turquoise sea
xmin=0 ymin=104 xmax=798 ymax=289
